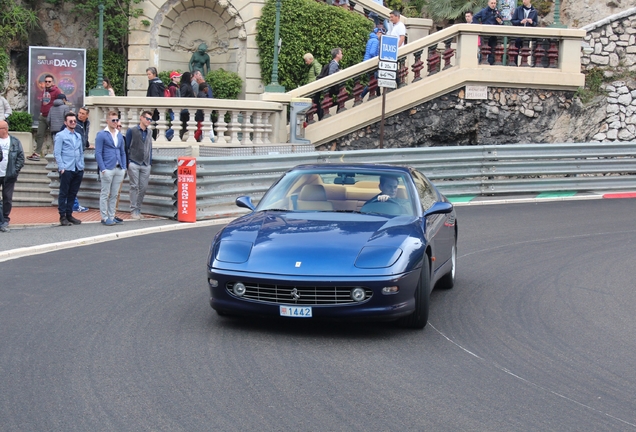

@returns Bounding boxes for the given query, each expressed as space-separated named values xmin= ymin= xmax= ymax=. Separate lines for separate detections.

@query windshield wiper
xmin=333 ymin=209 xmax=362 ymax=214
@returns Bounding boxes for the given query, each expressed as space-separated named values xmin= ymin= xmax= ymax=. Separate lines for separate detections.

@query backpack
xmin=316 ymin=62 xmax=331 ymax=80
xmin=164 ymin=87 xmax=171 ymax=97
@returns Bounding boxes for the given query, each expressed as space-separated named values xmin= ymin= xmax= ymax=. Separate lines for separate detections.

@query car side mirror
xmin=424 ymin=201 xmax=453 ymax=217
xmin=236 ymin=196 xmax=255 ymax=211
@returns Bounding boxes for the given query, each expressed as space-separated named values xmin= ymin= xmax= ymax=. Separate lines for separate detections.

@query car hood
xmin=211 ymin=211 xmax=424 ymax=277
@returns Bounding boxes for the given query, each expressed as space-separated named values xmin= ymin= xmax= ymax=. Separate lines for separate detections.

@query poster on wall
xmin=28 ymin=46 xmax=86 ymax=127
xmin=499 ymin=0 xmax=517 ymax=21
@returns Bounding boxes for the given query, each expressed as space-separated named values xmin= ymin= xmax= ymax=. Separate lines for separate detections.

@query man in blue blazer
xmin=95 ymin=111 xmax=127 ymax=226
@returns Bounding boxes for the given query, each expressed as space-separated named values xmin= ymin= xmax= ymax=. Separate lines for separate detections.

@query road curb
xmin=0 ymin=218 xmax=236 ymax=263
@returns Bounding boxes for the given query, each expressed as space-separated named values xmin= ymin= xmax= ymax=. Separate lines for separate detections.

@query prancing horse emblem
xmin=291 ymin=288 xmax=301 ymax=300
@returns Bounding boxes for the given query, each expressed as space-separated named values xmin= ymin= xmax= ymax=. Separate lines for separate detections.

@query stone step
xmin=13 ymin=196 xmax=54 ymax=207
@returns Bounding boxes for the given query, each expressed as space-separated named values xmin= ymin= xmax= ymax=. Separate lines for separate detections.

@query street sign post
xmin=377 ymin=35 xmax=400 ymax=149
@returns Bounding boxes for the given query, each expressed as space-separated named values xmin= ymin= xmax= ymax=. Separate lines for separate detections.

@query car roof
xmin=290 ymin=164 xmax=412 ymax=174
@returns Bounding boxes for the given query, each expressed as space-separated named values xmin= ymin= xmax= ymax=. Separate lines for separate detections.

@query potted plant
xmin=7 ymin=111 xmax=34 ymax=154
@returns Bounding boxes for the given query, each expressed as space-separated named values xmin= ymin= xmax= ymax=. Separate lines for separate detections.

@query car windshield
xmin=256 ymin=169 xmax=415 ymax=216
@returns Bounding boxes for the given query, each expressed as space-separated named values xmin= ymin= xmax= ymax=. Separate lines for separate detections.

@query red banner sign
xmin=178 ymin=157 xmax=197 ymax=223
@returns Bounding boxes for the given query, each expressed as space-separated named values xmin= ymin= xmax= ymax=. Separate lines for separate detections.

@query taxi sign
xmin=379 ymin=35 xmax=399 ymax=62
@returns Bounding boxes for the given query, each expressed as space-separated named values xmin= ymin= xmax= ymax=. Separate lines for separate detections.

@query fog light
xmin=351 ymin=287 xmax=366 ymax=302
xmin=382 ymin=286 xmax=399 ymax=294
xmin=208 ymin=278 xmax=218 ymax=288
xmin=233 ymin=282 xmax=246 ymax=297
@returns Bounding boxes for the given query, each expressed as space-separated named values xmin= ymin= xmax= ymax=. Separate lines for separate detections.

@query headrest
xmin=299 ymin=184 xmax=327 ymax=201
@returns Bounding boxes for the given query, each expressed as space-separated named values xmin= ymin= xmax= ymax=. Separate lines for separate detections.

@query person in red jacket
xmin=28 ymin=74 xmax=62 ymax=161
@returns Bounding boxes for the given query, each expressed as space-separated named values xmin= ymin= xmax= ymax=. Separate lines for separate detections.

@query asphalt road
xmin=1 ymin=199 xmax=635 ymax=431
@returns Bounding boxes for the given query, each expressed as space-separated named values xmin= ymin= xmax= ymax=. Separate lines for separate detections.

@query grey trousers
xmin=128 ymin=163 xmax=151 ymax=213
xmin=100 ymin=167 xmax=126 ymax=220
xmin=35 ymin=114 xmax=50 ymax=155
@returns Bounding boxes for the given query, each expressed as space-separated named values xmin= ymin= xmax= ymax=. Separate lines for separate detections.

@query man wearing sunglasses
xmin=54 ymin=112 xmax=84 ymax=226
xmin=29 ymin=74 xmax=62 ymax=161
xmin=125 ymin=110 xmax=154 ymax=220
xmin=95 ymin=111 xmax=127 ymax=226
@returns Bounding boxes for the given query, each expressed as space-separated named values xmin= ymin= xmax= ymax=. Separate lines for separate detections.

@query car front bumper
xmin=207 ymin=268 xmax=421 ymax=321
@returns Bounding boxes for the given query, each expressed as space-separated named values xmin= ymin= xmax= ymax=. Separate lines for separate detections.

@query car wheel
xmin=437 ymin=243 xmax=456 ymax=290
xmin=399 ymin=260 xmax=431 ymax=329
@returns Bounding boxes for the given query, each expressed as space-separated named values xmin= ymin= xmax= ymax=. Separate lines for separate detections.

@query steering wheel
xmin=361 ymin=197 xmax=404 ymax=215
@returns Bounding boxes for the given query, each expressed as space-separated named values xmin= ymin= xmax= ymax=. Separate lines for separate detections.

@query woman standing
xmin=179 ymin=72 xmax=195 ymax=140
xmin=102 ymin=77 xmax=116 ymax=96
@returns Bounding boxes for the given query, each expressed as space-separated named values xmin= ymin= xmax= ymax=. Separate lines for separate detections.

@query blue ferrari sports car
xmin=207 ymin=164 xmax=457 ymax=329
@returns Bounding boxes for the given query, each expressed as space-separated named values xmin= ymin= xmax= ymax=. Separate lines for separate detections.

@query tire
xmin=437 ymin=242 xmax=456 ymax=290
xmin=398 ymin=260 xmax=431 ymax=329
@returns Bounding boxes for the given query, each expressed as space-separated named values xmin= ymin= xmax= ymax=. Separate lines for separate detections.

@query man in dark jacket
xmin=473 ymin=0 xmax=504 ymax=65
xmin=511 ymin=0 xmax=538 ymax=27
xmin=511 ymin=0 xmax=539 ymax=63
xmin=125 ymin=110 xmax=154 ymax=219
xmin=0 ymin=120 xmax=25 ymax=231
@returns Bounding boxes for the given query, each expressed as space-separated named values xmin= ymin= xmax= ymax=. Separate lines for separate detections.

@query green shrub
xmin=86 ymin=49 xmax=127 ymax=96
xmin=257 ymin=0 xmax=373 ymax=91
xmin=7 ymin=111 xmax=33 ymax=132
xmin=205 ymin=69 xmax=243 ymax=99
xmin=586 ymin=67 xmax=604 ymax=93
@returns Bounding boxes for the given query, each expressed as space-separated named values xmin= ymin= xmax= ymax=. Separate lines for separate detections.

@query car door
xmin=410 ymin=169 xmax=452 ymax=277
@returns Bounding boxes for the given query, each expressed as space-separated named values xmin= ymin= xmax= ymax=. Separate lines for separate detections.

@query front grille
xmin=226 ymin=282 xmax=373 ymax=305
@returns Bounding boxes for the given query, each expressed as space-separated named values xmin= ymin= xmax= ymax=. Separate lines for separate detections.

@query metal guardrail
xmin=192 ymin=142 xmax=636 ymax=219
xmin=46 ymin=143 xmax=636 ymax=220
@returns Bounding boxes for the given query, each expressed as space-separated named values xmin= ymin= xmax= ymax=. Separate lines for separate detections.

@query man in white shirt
xmin=389 ymin=10 xmax=406 ymax=47
xmin=94 ymin=111 xmax=127 ymax=226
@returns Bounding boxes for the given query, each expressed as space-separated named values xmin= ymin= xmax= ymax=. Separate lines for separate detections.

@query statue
xmin=189 ymin=43 xmax=211 ymax=76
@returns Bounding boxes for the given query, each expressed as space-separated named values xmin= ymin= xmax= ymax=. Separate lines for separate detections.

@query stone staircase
xmin=14 ymin=158 xmax=54 ymax=207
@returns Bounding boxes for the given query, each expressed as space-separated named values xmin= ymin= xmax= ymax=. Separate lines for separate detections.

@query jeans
xmin=58 ymin=170 xmax=84 ymax=216
xmin=0 ymin=177 xmax=16 ymax=223
xmin=128 ymin=163 xmax=151 ymax=213
xmin=99 ymin=167 xmax=126 ymax=220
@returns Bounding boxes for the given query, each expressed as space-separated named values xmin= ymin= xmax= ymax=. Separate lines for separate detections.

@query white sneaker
xmin=130 ymin=211 xmax=142 ymax=220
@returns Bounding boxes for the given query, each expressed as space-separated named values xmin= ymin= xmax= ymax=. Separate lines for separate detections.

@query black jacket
xmin=146 ymin=77 xmax=165 ymax=97
xmin=3 ymin=135 xmax=25 ymax=182
xmin=180 ymin=83 xmax=195 ymax=98
xmin=473 ymin=6 xmax=503 ymax=25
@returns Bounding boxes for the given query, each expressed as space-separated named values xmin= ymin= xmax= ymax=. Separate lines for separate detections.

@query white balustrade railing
xmin=83 ymin=96 xmax=287 ymax=147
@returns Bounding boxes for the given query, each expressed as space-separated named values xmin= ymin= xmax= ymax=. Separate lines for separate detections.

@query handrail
xmin=264 ymin=24 xmax=586 ymax=103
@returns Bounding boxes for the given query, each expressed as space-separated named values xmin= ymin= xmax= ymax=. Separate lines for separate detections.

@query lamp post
xmin=89 ymin=0 xmax=109 ymax=96
xmin=550 ymin=0 xmax=566 ymax=28
xmin=264 ymin=0 xmax=285 ymax=93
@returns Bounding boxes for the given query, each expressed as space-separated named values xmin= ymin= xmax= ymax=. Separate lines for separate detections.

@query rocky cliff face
xmin=316 ymin=88 xmax=610 ymax=151
xmin=2 ymin=2 xmax=95 ymax=112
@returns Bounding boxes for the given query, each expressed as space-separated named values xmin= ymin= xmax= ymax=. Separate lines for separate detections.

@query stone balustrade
xmin=83 ymin=96 xmax=288 ymax=154
xmin=263 ymin=23 xmax=585 ymax=146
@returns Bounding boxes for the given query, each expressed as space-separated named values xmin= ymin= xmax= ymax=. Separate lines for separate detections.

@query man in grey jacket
xmin=125 ymin=110 xmax=154 ymax=219
xmin=0 ymin=120 xmax=25 ymax=232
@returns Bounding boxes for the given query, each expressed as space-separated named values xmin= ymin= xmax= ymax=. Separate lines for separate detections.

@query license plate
xmin=280 ymin=305 xmax=312 ymax=318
